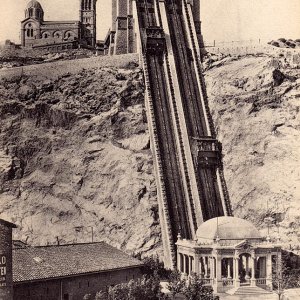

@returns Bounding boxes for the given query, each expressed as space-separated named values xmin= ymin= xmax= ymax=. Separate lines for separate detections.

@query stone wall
xmin=206 ymin=45 xmax=300 ymax=67
xmin=14 ymin=267 xmax=142 ymax=300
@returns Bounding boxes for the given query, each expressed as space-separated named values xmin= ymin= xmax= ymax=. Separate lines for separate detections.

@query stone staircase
xmin=227 ymin=286 xmax=273 ymax=296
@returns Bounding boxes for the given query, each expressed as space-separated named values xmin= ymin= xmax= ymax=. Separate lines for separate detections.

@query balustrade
xmin=256 ymin=278 xmax=267 ymax=285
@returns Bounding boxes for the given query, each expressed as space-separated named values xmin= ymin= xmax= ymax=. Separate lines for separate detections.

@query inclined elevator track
xmin=137 ymin=0 xmax=193 ymax=242
xmin=136 ymin=0 xmax=233 ymax=267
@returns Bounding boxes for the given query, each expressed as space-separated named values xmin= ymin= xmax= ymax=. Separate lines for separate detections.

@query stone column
xmin=183 ymin=254 xmax=187 ymax=275
xmin=227 ymin=259 xmax=232 ymax=279
xmin=250 ymin=256 xmax=256 ymax=286
xmin=194 ymin=254 xmax=199 ymax=274
xmin=245 ymin=256 xmax=250 ymax=280
xmin=266 ymin=252 xmax=273 ymax=291
xmin=276 ymin=250 xmax=282 ymax=274
xmin=234 ymin=258 xmax=240 ymax=288
xmin=210 ymin=257 xmax=214 ymax=280
xmin=233 ymin=258 xmax=236 ymax=279
xmin=199 ymin=257 xmax=203 ymax=277
xmin=190 ymin=256 xmax=194 ymax=274
xmin=177 ymin=252 xmax=181 ymax=271
xmin=114 ymin=0 xmax=128 ymax=54
xmin=127 ymin=0 xmax=135 ymax=53
xmin=215 ymin=254 xmax=222 ymax=292
xmin=204 ymin=257 xmax=208 ymax=278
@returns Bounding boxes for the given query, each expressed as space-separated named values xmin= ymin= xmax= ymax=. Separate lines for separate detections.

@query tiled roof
xmin=13 ymin=242 xmax=143 ymax=283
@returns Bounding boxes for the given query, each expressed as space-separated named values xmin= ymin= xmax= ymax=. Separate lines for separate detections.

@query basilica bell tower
xmin=79 ymin=0 xmax=97 ymax=47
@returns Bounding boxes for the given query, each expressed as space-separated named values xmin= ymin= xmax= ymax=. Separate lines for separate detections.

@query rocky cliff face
xmin=205 ymin=54 xmax=300 ymax=253
xmin=0 ymin=52 xmax=299 ymax=256
xmin=0 ymin=55 xmax=161 ymax=256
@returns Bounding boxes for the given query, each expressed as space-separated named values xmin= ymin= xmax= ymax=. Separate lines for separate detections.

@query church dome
xmin=26 ymin=0 xmax=43 ymax=10
xmin=196 ymin=216 xmax=261 ymax=242
xmin=25 ymin=0 xmax=44 ymax=20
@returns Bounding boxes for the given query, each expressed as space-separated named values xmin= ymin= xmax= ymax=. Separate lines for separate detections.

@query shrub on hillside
xmin=166 ymin=269 xmax=186 ymax=299
xmin=94 ymin=291 xmax=107 ymax=300
xmin=181 ymin=273 xmax=215 ymax=300
xmin=286 ymin=41 xmax=296 ymax=48
xmin=95 ymin=274 xmax=163 ymax=300
xmin=270 ymin=41 xmax=280 ymax=47
xmin=167 ymin=271 xmax=216 ymax=300
xmin=278 ymin=38 xmax=287 ymax=43
xmin=134 ymin=254 xmax=172 ymax=280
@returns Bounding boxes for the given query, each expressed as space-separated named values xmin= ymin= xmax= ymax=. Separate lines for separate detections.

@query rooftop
xmin=0 ymin=218 xmax=17 ymax=228
xmin=196 ymin=216 xmax=262 ymax=242
xmin=13 ymin=242 xmax=143 ymax=283
xmin=26 ymin=0 xmax=43 ymax=10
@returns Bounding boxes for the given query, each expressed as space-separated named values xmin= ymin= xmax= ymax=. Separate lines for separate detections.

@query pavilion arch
xmin=176 ymin=216 xmax=281 ymax=293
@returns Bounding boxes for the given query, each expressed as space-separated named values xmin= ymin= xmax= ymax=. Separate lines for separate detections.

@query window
xmin=26 ymin=23 xmax=34 ymax=38
xmin=26 ymin=29 xmax=33 ymax=38
xmin=29 ymin=8 xmax=33 ymax=17
xmin=54 ymin=31 xmax=62 ymax=39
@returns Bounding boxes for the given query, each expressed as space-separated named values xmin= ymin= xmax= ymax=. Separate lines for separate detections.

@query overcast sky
xmin=0 ymin=0 xmax=299 ymax=43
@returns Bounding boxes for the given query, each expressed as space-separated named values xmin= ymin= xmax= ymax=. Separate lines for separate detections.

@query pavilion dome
xmin=196 ymin=216 xmax=261 ymax=242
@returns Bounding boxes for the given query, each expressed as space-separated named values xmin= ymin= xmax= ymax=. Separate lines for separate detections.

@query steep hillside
xmin=0 ymin=54 xmax=161 ymax=256
xmin=205 ymin=53 xmax=300 ymax=252
xmin=0 ymin=52 xmax=299 ymax=256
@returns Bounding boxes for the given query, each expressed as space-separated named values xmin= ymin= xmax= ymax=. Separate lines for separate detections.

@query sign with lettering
xmin=0 ymin=255 xmax=7 ymax=287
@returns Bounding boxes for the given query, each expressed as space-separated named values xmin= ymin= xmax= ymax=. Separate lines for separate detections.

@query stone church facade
xmin=21 ymin=0 xmax=97 ymax=51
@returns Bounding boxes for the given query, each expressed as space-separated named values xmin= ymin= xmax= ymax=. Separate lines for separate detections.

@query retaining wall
xmin=205 ymin=44 xmax=300 ymax=66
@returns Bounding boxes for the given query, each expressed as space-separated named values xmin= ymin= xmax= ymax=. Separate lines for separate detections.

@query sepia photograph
xmin=0 ymin=0 xmax=299 ymax=299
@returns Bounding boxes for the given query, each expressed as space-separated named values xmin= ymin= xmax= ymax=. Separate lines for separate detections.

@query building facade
xmin=107 ymin=0 xmax=204 ymax=55
xmin=176 ymin=216 xmax=281 ymax=295
xmin=21 ymin=0 xmax=97 ymax=51
xmin=12 ymin=242 xmax=143 ymax=300
xmin=0 ymin=219 xmax=17 ymax=300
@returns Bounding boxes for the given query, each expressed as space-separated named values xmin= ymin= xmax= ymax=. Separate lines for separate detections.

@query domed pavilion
xmin=176 ymin=216 xmax=281 ymax=293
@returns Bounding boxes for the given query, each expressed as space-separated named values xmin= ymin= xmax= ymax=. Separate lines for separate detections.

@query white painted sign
xmin=0 ymin=255 xmax=7 ymax=287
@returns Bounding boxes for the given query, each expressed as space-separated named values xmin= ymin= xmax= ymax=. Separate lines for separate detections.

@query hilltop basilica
xmin=21 ymin=0 xmax=97 ymax=51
